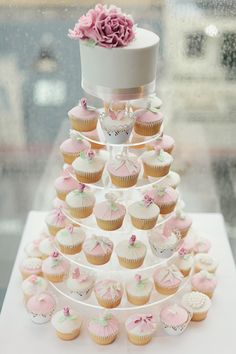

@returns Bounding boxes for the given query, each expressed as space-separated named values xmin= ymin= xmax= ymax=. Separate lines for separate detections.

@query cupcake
xmin=26 ymin=292 xmax=56 ymax=324
xmin=42 ymin=251 xmax=69 ymax=282
xmin=100 ymin=109 xmax=134 ymax=144
xmin=94 ymin=193 xmax=126 ymax=231
xmin=60 ymin=129 xmax=91 ymax=164
xmin=182 ymin=291 xmax=211 ymax=321
xmin=68 ymin=97 xmax=98 ymax=132
xmin=149 ymin=227 xmax=180 ymax=258
xmin=193 ymin=237 xmax=211 ymax=254
xmin=66 ymin=267 xmax=95 ymax=300
xmin=115 ymin=234 xmax=147 ymax=269
xmin=134 ymin=107 xmax=163 ymax=136
xmin=22 ymin=275 xmax=48 ymax=302
xmin=176 ymin=247 xmax=194 ymax=277
xmin=151 ymin=186 xmax=178 ymax=214
xmin=128 ymin=193 xmax=160 ymax=230
xmin=88 ymin=312 xmax=119 ymax=345
xmin=72 ymin=149 xmax=105 ymax=184
xmin=126 ymin=274 xmax=153 ymax=305
xmin=164 ymin=201 xmax=192 ymax=238
xmin=51 ymin=307 xmax=82 ymax=340
xmin=83 ymin=129 xmax=105 ymax=150
xmin=20 ymin=257 xmax=42 ymax=279
xmin=45 ymin=208 xmax=67 ymax=236
xmin=56 ymin=225 xmax=86 ymax=255
xmin=146 ymin=134 xmax=175 ymax=154
xmin=66 ymin=183 xmax=96 ymax=218
xmin=158 ymin=171 xmax=181 ymax=190
xmin=107 ymin=153 xmax=141 ymax=188
xmin=194 ymin=253 xmax=218 ymax=273
xmin=82 ymin=235 xmax=113 ymax=265
xmin=153 ymin=264 xmax=183 ymax=295
xmin=125 ymin=313 xmax=156 ymax=345
xmin=142 ymin=147 xmax=173 ymax=178
xmin=160 ymin=304 xmax=191 ymax=336
xmin=24 ymin=239 xmax=43 ymax=259
xmin=39 ymin=236 xmax=56 ymax=259
xmin=131 ymin=94 xmax=162 ymax=111
xmin=191 ymin=271 xmax=217 ymax=298
xmin=94 ymin=280 xmax=123 ymax=308
xmin=54 ymin=169 xmax=81 ymax=201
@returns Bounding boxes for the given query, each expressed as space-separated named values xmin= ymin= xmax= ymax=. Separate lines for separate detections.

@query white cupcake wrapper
xmin=29 ymin=309 xmax=54 ymax=324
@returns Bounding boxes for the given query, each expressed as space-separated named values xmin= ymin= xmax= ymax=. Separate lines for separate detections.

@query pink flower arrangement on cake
xmin=68 ymin=4 xmax=135 ymax=48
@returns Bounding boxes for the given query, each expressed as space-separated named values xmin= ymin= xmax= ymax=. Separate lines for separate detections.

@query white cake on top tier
xmin=79 ymin=28 xmax=159 ymax=100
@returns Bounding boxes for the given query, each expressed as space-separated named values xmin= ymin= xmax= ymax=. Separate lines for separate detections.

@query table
xmin=1 ymin=211 xmax=236 ymax=354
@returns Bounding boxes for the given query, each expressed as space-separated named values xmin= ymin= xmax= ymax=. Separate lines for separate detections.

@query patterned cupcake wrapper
xmin=160 ymin=312 xmax=191 ymax=336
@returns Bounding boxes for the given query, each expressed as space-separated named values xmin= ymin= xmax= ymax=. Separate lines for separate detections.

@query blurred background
xmin=0 ymin=0 xmax=236 ymax=308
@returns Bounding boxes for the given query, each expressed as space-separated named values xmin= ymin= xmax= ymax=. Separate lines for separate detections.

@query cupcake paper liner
xmin=84 ymin=252 xmax=112 ymax=265
xmin=43 ymin=272 xmax=66 ymax=283
xmin=68 ymin=205 xmax=94 ymax=219
xmin=74 ymin=169 xmax=104 ymax=184
xmin=69 ymin=116 xmax=98 ymax=132
xmin=126 ymin=292 xmax=151 ymax=306
xmin=90 ymin=333 xmax=118 ymax=345
xmin=109 ymin=173 xmax=139 ymax=188
xmin=56 ymin=328 xmax=81 ymax=340
xmin=96 ymin=217 xmax=125 ymax=231
xmin=143 ymin=162 xmax=171 ymax=178
xmin=130 ymin=216 xmax=158 ymax=230
xmin=61 ymin=151 xmax=80 ymax=164
xmin=118 ymin=256 xmax=145 ymax=269
xmin=95 ymin=294 xmax=122 ymax=308
xmin=134 ymin=120 xmax=162 ymax=136
xmin=58 ymin=242 xmax=83 ymax=255
xmin=191 ymin=311 xmax=208 ymax=321
xmin=127 ymin=333 xmax=153 ymax=345
xmin=154 ymin=283 xmax=180 ymax=295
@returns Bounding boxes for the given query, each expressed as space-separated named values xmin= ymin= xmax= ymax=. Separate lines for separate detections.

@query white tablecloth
xmin=1 ymin=211 xmax=236 ymax=354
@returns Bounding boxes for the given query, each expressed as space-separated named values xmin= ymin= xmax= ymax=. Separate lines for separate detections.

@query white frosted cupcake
xmin=128 ymin=193 xmax=160 ymax=230
xmin=51 ymin=307 xmax=82 ymax=340
xmin=125 ymin=313 xmax=157 ymax=345
xmin=26 ymin=292 xmax=56 ymax=324
xmin=56 ymin=225 xmax=86 ymax=255
xmin=66 ymin=183 xmax=96 ymax=218
xmin=194 ymin=253 xmax=218 ymax=273
xmin=142 ymin=147 xmax=173 ymax=178
xmin=116 ymin=234 xmax=147 ymax=269
xmin=68 ymin=97 xmax=98 ymax=132
xmin=39 ymin=236 xmax=56 ymax=259
xmin=149 ymin=227 xmax=180 ymax=258
xmin=24 ymin=239 xmax=43 ymax=258
xmin=100 ymin=109 xmax=134 ymax=144
xmin=22 ymin=275 xmax=48 ymax=302
xmin=176 ymin=247 xmax=194 ymax=276
xmin=66 ymin=267 xmax=95 ymax=300
xmin=182 ymin=291 xmax=211 ymax=321
xmin=126 ymin=274 xmax=153 ymax=305
xmin=72 ymin=149 xmax=105 ymax=183
xmin=20 ymin=257 xmax=42 ymax=279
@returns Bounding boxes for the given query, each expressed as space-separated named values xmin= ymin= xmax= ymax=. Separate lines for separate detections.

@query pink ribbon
xmin=127 ymin=315 xmax=155 ymax=332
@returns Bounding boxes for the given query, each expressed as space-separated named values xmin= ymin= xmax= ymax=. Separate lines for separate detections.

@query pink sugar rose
xmin=68 ymin=4 xmax=135 ymax=48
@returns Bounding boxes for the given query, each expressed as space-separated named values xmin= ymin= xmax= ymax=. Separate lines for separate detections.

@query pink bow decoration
xmin=143 ymin=193 xmax=154 ymax=207
xmin=178 ymin=247 xmax=188 ymax=257
xmin=80 ymin=97 xmax=87 ymax=109
xmin=127 ymin=314 xmax=155 ymax=333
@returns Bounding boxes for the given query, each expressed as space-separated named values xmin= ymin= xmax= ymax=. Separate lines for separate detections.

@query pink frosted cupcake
xmin=146 ymin=134 xmax=175 ymax=154
xmin=125 ymin=313 xmax=157 ymax=345
xmin=153 ymin=264 xmax=183 ymax=295
xmin=164 ymin=202 xmax=192 ymax=238
xmin=88 ymin=312 xmax=119 ymax=345
xmin=72 ymin=149 xmax=105 ymax=184
xmin=94 ymin=193 xmax=126 ymax=231
xmin=22 ymin=275 xmax=48 ymax=302
xmin=107 ymin=153 xmax=141 ymax=188
xmin=151 ymin=186 xmax=178 ymax=214
xmin=20 ymin=257 xmax=42 ymax=279
xmin=134 ymin=108 xmax=163 ymax=136
xmin=82 ymin=235 xmax=113 ymax=265
xmin=45 ymin=208 xmax=67 ymax=236
xmin=193 ymin=237 xmax=211 ymax=254
xmin=26 ymin=292 xmax=56 ymax=324
xmin=191 ymin=270 xmax=217 ymax=298
xmin=128 ymin=193 xmax=160 ymax=230
xmin=54 ymin=169 xmax=81 ymax=201
xmin=94 ymin=280 xmax=123 ymax=308
xmin=66 ymin=183 xmax=96 ymax=219
xmin=68 ymin=97 xmax=98 ymax=132
xmin=60 ymin=129 xmax=91 ymax=164
xmin=42 ymin=251 xmax=69 ymax=282
xmin=160 ymin=304 xmax=191 ymax=335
